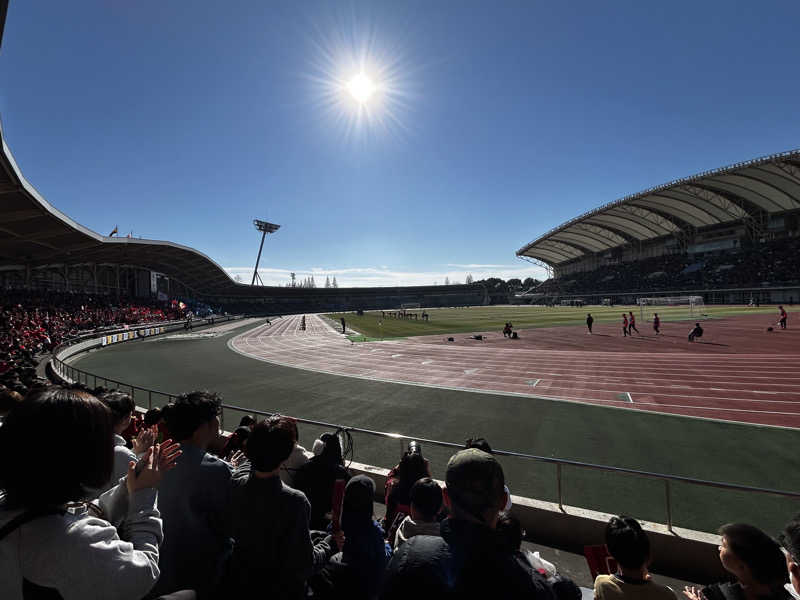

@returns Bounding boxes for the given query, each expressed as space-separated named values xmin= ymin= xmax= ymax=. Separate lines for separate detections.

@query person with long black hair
xmin=0 ymin=385 xmax=181 ymax=600
xmin=383 ymin=442 xmax=430 ymax=530
xmin=293 ymin=432 xmax=351 ymax=530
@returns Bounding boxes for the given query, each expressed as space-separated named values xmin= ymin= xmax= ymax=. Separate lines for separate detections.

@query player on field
xmin=622 ymin=313 xmax=629 ymax=337
xmin=652 ymin=313 xmax=661 ymax=335
xmin=779 ymin=305 xmax=788 ymax=329
xmin=627 ymin=311 xmax=639 ymax=335
xmin=586 ymin=313 xmax=594 ymax=334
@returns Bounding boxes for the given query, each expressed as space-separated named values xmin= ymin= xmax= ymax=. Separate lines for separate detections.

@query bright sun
xmin=346 ymin=72 xmax=377 ymax=104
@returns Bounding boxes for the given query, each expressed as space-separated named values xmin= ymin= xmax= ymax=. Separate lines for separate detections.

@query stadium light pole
xmin=251 ymin=220 xmax=281 ymax=285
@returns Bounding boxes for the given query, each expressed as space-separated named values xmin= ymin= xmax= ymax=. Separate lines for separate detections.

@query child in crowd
xmin=595 ymin=516 xmax=676 ymax=600
xmin=393 ymin=477 xmax=443 ymax=550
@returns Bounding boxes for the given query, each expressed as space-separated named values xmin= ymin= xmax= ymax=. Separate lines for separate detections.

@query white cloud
xmin=445 ymin=263 xmax=508 ymax=268
xmin=224 ymin=263 xmax=548 ymax=288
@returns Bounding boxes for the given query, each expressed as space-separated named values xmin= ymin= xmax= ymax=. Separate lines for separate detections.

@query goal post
xmin=638 ymin=296 xmax=705 ymax=322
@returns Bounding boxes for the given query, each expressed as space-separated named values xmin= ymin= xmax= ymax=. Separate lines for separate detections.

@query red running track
xmin=228 ymin=313 xmax=800 ymax=428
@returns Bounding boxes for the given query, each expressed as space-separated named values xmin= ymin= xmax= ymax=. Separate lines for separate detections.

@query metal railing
xmin=49 ymin=323 xmax=800 ymax=533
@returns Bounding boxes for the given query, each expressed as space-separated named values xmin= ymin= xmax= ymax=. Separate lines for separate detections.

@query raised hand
xmin=126 ymin=441 xmax=182 ymax=493
xmin=132 ymin=426 xmax=157 ymax=455
xmin=683 ymin=586 xmax=706 ymax=600
xmin=230 ymin=450 xmax=246 ymax=468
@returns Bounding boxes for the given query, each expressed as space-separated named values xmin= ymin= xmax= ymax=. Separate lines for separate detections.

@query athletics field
xmin=71 ymin=305 xmax=800 ymax=536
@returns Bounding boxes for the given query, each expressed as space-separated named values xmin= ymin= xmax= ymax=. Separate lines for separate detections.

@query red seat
xmin=583 ymin=544 xmax=618 ymax=580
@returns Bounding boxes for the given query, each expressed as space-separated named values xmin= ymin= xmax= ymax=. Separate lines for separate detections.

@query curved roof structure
xmin=517 ymin=149 xmax=800 ymax=267
xmin=0 ymin=119 xmax=240 ymax=294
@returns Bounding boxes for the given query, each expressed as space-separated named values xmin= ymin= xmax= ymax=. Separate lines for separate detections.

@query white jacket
xmin=0 ymin=484 xmax=162 ymax=600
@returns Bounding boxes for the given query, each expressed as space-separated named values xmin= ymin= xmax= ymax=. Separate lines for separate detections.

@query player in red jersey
xmin=622 ymin=313 xmax=629 ymax=337
xmin=628 ymin=311 xmax=639 ymax=335
xmin=779 ymin=305 xmax=788 ymax=329
xmin=653 ymin=313 xmax=661 ymax=335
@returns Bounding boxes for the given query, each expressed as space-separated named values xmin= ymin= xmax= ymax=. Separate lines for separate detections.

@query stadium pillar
xmin=115 ymin=265 xmax=120 ymax=301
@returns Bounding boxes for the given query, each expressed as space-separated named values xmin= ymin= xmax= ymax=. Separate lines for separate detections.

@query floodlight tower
xmin=251 ymin=219 xmax=281 ymax=285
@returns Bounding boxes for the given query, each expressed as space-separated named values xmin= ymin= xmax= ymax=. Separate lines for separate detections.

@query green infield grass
xmin=327 ymin=304 xmax=779 ymax=339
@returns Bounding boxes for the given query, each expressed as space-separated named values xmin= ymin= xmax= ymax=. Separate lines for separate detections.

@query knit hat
xmin=445 ymin=448 xmax=505 ymax=516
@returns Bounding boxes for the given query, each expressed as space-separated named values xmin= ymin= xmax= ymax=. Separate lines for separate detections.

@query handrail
xmin=48 ymin=321 xmax=800 ymax=532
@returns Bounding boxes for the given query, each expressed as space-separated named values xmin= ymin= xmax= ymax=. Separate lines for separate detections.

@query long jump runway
xmin=229 ymin=313 xmax=800 ymax=428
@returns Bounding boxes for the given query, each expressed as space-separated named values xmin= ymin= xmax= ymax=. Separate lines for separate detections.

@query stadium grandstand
xmin=517 ymin=153 xmax=800 ymax=305
xmin=0 ymin=119 xmax=487 ymax=313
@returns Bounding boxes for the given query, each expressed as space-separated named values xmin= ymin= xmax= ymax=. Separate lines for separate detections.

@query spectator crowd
xmin=0 ymin=291 xmax=185 ymax=400
xmin=535 ymin=237 xmax=800 ymax=297
xmin=2 ymin=379 xmax=799 ymax=600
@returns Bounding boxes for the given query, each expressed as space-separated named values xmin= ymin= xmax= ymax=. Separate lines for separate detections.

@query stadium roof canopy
xmin=0 ymin=120 xmax=239 ymax=295
xmin=517 ymin=150 xmax=800 ymax=267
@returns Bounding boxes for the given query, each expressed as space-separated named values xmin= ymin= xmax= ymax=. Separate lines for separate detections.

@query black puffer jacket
xmin=380 ymin=518 xmax=556 ymax=600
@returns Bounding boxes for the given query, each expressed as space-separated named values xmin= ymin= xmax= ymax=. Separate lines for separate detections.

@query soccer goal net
xmin=400 ymin=303 xmax=421 ymax=310
xmin=638 ymin=296 xmax=705 ymax=321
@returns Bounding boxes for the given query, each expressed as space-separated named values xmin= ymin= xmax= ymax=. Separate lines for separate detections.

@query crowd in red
xmin=0 ymin=291 xmax=185 ymax=396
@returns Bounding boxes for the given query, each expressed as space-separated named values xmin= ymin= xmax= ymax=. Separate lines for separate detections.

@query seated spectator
xmin=310 ymin=475 xmax=392 ymax=599
xmin=238 ymin=414 xmax=256 ymax=429
xmin=294 ymin=432 xmax=351 ymax=530
xmin=97 ymin=390 xmax=157 ymax=493
xmin=225 ymin=415 xmax=339 ymax=599
xmin=384 ymin=441 xmax=430 ymax=529
xmin=280 ymin=418 xmax=313 ymax=488
xmin=779 ymin=515 xmax=800 ymax=599
xmin=393 ymin=477 xmax=442 ymax=550
xmin=221 ymin=426 xmax=250 ymax=462
xmin=150 ymin=391 xmax=233 ymax=600
xmin=382 ymin=448 xmax=554 ymax=600
xmin=144 ymin=406 xmax=169 ymax=443
xmin=0 ymin=385 xmax=180 ymax=600
xmin=595 ymin=516 xmax=675 ymax=600
xmin=496 ymin=514 xmax=580 ymax=600
xmin=684 ymin=523 xmax=790 ymax=600
xmin=496 ymin=513 xmax=554 ymax=577
xmin=465 ymin=437 xmax=513 ymax=512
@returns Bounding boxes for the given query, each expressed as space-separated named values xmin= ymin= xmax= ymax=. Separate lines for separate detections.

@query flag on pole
xmin=109 ymin=225 xmax=118 ymax=237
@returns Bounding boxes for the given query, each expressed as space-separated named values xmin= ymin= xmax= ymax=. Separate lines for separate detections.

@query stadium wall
xmin=200 ymin=283 xmax=490 ymax=315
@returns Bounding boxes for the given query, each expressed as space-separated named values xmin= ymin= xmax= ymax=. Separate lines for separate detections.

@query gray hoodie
xmin=0 ymin=483 xmax=162 ymax=600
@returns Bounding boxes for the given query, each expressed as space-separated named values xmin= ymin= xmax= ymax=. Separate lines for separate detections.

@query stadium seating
xmin=0 ymin=291 xmax=185 ymax=396
xmin=534 ymin=237 xmax=800 ymax=298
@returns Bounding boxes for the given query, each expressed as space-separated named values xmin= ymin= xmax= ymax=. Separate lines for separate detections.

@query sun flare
xmin=346 ymin=72 xmax=377 ymax=104
xmin=306 ymin=19 xmax=415 ymax=142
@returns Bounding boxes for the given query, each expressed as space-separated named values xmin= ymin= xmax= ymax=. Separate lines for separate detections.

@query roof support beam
xmin=690 ymin=183 xmax=767 ymax=241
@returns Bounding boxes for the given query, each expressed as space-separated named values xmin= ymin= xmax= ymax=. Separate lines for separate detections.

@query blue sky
xmin=2 ymin=1 xmax=800 ymax=286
